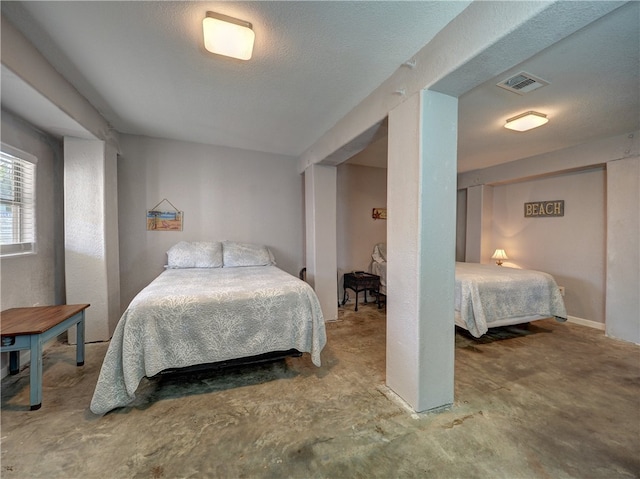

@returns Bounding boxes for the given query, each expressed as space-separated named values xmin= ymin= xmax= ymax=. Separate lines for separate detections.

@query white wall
xmin=64 ymin=138 xmax=120 ymax=342
xmin=337 ymin=163 xmax=387 ymax=292
xmin=455 ymin=189 xmax=466 ymax=261
xmin=1 ymin=110 xmax=64 ymax=377
xmin=491 ymin=168 xmax=606 ymax=323
xmin=464 ymin=185 xmax=493 ymax=264
xmin=606 ymin=156 xmax=640 ymax=343
xmin=304 ymin=164 xmax=338 ymax=321
xmin=117 ymin=135 xmax=304 ymax=310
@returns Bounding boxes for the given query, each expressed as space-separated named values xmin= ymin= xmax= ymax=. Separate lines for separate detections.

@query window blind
xmin=0 ymin=146 xmax=37 ymax=256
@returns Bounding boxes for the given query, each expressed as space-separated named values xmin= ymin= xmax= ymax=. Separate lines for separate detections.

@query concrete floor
xmin=1 ymin=303 xmax=639 ymax=478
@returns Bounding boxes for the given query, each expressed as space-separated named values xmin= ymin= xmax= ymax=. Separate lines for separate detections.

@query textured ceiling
xmin=0 ymin=1 xmax=469 ymax=157
xmin=347 ymin=1 xmax=639 ymax=171
xmin=456 ymin=1 xmax=640 ymax=172
xmin=1 ymin=1 xmax=638 ymax=173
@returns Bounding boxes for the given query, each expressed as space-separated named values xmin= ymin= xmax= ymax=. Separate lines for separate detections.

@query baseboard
xmin=566 ymin=315 xmax=606 ymax=331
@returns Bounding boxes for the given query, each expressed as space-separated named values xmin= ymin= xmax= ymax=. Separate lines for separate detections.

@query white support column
xmin=64 ymin=138 xmax=120 ymax=343
xmin=606 ymin=156 xmax=640 ymax=344
xmin=387 ymin=90 xmax=457 ymax=412
xmin=304 ymin=164 xmax=338 ymax=321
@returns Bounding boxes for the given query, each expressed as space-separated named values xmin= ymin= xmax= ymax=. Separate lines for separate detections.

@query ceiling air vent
xmin=497 ymin=72 xmax=549 ymax=95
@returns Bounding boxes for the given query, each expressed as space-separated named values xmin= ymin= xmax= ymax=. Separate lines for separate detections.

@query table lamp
xmin=491 ymin=249 xmax=508 ymax=266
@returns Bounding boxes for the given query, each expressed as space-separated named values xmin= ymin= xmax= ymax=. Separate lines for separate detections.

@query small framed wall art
xmin=147 ymin=198 xmax=183 ymax=231
xmin=372 ymin=208 xmax=387 ymax=220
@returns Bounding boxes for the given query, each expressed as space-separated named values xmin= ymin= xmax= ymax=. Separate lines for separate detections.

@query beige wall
xmin=336 ymin=163 xmax=387 ymax=295
xmin=491 ymin=168 xmax=606 ymax=323
xmin=117 ymin=134 xmax=305 ymax=310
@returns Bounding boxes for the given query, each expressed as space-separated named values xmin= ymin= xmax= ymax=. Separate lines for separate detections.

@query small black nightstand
xmin=342 ymin=272 xmax=381 ymax=311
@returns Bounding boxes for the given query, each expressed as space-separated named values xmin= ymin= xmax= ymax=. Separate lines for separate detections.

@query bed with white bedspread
xmin=90 ymin=241 xmax=326 ymax=415
xmin=455 ymin=262 xmax=567 ymax=338
xmin=368 ymin=243 xmax=566 ymax=338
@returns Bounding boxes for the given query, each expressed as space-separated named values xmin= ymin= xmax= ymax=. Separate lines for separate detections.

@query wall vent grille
xmin=497 ymin=72 xmax=549 ymax=95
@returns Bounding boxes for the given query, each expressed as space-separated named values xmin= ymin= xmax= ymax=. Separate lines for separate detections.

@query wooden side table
xmin=342 ymin=272 xmax=381 ymax=311
xmin=1 ymin=304 xmax=89 ymax=410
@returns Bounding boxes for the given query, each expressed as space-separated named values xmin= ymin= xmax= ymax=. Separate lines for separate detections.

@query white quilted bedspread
xmin=90 ymin=266 xmax=326 ymax=415
xmin=455 ymin=262 xmax=567 ymax=338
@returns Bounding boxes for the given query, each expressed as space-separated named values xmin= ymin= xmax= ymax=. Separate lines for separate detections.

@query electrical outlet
xmin=558 ymin=286 xmax=565 ymax=296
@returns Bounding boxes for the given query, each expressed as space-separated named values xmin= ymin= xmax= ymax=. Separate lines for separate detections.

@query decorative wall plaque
xmin=147 ymin=198 xmax=183 ymax=231
xmin=372 ymin=208 xmax=387 ymax=220
xmin=524 ymin=200 xmax=564 ymax=217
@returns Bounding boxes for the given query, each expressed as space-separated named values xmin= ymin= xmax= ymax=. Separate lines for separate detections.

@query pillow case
xmin=167 ymin=241 xmax=223 ymax=268
xmin=372 ymin=243 xmax=387 ymax=264
xmin=222 ymin=241 xmax=276 ymax=267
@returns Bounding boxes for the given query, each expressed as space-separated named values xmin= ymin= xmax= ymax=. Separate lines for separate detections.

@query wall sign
xmin=524 ymin=200 xmax=564 ymax=217
xmin=372 ymin=208 xmax=387 ymax=220
xmin=147 ymin=198 xmax=184 ymax=231
xmin=147 ymin=210 xmax=183 ymax=231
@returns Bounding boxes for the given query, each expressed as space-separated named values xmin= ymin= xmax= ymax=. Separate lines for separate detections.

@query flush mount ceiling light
xmin=504 ymin=111 xmax=549 ymax=132
xmin=203 ymin=11 xmax=254 ymax=60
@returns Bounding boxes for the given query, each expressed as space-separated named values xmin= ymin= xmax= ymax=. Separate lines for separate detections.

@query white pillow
xmin=167 ymin=241 xmax=223 ymax=268
xmin=222 ymin=241 xmax=276 ymax=267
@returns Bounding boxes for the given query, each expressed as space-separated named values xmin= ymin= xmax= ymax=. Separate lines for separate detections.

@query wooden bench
xmin=1 ymin=304 xmax=89 ymax=410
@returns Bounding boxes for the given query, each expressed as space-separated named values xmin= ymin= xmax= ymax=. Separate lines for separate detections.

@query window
xmin=1 ymin=143 xmax=37 ymax=256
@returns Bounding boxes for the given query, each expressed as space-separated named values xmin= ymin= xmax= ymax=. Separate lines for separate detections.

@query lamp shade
xmin=491 ymin=249 xmax=508 ymax=266
xmin=203 ymin=12 xmax=255 ymax=60
xmin=504 ymin=111 xmax=548 ymax=132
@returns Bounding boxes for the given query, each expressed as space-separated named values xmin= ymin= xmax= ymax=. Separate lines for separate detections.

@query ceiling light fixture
xmin=504 ymin=111 xmax=549 ymax=132
xmin=203 ymin=11 xmax=254 ymax=61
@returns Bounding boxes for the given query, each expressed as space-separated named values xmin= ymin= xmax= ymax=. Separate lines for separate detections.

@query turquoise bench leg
xmin=29 ymin=334 xmax=43 ymax=411
xmin=9 ymin=350 xmax=20 ymax=375
xmin=76 ymin=313 xmax=85 ymax=366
